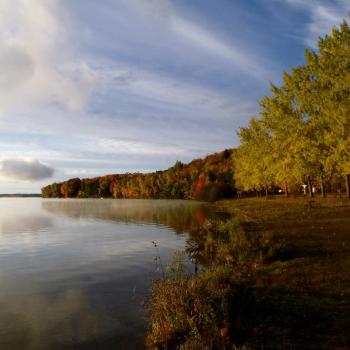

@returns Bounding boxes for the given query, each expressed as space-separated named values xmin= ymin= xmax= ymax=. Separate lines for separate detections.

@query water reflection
xmin=0 ymin=215 xmax=52 ymax=235
xmin=42 ymin=199 xmax=213 ymax=233
xmin=0 ymin=289 xmax=103 ymax=350
xmin=0 ymin=199 xmax=53 ymax=236
xmin=0 ymin=199 xmax=217 ymax=349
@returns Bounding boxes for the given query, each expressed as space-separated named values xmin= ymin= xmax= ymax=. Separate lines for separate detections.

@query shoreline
xmin=146 ymin=197 xmax=350 ymax=349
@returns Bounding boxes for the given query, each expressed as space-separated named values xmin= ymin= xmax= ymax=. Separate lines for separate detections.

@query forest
xmin=42 ymin=149 xmax=234 ymax=201
xmin=234 ymin=21 xmax=350 ymax=198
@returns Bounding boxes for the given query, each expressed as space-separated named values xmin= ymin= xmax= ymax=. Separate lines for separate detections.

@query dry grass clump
xmin=146 ymin=264 xmax=239 ymax=350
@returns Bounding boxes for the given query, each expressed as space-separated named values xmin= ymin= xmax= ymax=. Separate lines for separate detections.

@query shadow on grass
xmin=230 ymin=284 xmax=350 ymax=349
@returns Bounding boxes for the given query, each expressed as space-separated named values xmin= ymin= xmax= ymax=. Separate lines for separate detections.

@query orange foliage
xmin=42 ymin=149 xmax=235 ymax=201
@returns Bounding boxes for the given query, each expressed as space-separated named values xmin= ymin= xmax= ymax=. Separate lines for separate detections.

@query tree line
xmin=234 ymin=20 xmax=350 ymax=198
xmin=42 ymin=149 xmax=234 ymax=201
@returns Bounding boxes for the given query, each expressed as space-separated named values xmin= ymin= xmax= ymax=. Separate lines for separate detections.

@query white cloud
xmin=0 ymin=0 xmax=94 ymax=114
xmin=306 ymin=3 xmax=347 ymax=46
xmin=124 ymin=0 xmax=172 ymax=21
xmin=97 ymin=137 xmax=186 ymax=156
xmin=170 ymin=17 xmax=265 ymax=78
xmin=281 ymin=0 xmax=350 ymax=47
xmin=95 ymin=63 xmax=255 ymax=120
xmin=0 ymin=159 xmax=54 ymax=182
xmin=122 ymin=0 xmax=270 ymax=80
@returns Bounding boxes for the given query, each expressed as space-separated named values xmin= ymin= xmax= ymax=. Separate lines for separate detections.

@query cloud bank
xmin=0 ymin=159 xmax=54 ymax=181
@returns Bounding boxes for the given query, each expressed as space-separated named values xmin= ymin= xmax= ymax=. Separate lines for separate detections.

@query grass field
xmin=219 ymin=197 xmax=350 ymax=349
xmin=146 ymin=196 xmax=350 ymax=349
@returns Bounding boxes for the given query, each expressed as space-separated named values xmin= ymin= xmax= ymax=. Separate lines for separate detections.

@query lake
xmin=0 ymin=198 xmax=216 ymax=350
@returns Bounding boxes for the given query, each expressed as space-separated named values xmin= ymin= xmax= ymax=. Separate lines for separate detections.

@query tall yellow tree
xmin=235 ymin=19 xmax=350 ymax=198
xmin=234 ymin=118 xmax=275 ymax=196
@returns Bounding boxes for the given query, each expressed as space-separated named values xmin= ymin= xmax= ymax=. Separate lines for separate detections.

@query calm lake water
xmin=0 ymin=198 xmax=216 ymax=350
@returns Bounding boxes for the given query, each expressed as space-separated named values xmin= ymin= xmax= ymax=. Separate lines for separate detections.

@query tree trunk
xmin=320 ymin=175 xmax=325 ymax=198
xmin=284 ymin=183 xmax=289 ymax=197
xmin=307 ymin=176 xmax=313 ymax=198
xmin=345 ymin=175 xmax=350 ymax=197
xmin=265 ymin=187 xmax=268 ymax=198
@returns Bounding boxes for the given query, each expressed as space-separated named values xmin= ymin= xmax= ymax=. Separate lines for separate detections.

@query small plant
xmin=152 ymin=240 xmax=165 ymax=279
xmin=165 ymin=251 xmax=186 ymax=280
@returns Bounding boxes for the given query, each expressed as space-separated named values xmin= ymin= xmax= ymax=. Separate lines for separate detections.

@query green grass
xmin=146 ymin=196 xmax=350 ymax=349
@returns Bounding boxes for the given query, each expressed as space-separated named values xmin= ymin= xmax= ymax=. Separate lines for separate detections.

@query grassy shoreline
xmin=146 ymin=197 xmax=350 ymax=349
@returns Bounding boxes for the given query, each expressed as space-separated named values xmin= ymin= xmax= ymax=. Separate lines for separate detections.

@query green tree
xmin=235 ymin=118 xmax=275 ymax=196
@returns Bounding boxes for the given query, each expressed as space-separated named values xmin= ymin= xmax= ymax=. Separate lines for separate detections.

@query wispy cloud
xmin=123 ymin=0 xmax=173 ymax=21
xmin=93 ymin=62 xmax=255 ymax=120
xmin=280 ymin=0 xmax=350 ymax=47
xmin=97 ymin=137 xmax=187 ymax=156
xmin=120 ymin=0 xmax=271 ymax=80
xmin=170 ymin=16 xmax=267 ymax=79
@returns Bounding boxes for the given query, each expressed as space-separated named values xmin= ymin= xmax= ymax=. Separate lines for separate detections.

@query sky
xmin=0 ymin=0 xmax=349 ymax=193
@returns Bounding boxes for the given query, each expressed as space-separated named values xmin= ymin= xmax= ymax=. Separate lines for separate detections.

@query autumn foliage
xmin=234 ymin=21 xmax=350 ymax=197
xmin=42 ymin=149 xmax=235 ymax=201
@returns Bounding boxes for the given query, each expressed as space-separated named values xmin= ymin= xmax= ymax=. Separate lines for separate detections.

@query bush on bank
xmin=146 ymin=217 xmax=277 ymax=349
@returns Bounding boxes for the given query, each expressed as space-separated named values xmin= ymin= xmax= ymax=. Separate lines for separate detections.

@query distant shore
xmin=0 ymin=194 xmax=42 ymax=198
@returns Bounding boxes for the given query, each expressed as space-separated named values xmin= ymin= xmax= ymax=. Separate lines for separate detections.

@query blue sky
xmin=0 ymin=0 xmax=349 ymax=193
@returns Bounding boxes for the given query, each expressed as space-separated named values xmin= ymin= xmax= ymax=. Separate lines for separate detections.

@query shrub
xmin=194 ymin=184 xmax=233 ymax=202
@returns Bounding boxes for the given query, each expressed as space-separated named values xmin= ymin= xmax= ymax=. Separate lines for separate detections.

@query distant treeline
xmin=42 ymin=149 xmax=235 ymax=201
xmin=0 ymin=194 xmax=41 ymax=198
xmin=234 ymin=21 xmax=350 ymax=198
